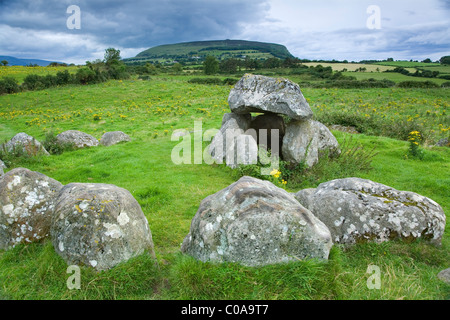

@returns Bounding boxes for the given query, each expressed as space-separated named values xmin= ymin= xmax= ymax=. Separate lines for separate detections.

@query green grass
xmin=0 ymin=66 xmax=78 ymax=84
xmin=374 ymin=61 xmax=441 ymax=68
xmin=341 ymin=71 xmax=447 ymax=85
xmin=0 ymin=74 xmax=449 ymax=300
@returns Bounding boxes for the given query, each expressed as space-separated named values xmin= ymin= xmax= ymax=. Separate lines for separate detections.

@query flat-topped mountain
xmin=124 ymin=39 xmax=294 ymax=64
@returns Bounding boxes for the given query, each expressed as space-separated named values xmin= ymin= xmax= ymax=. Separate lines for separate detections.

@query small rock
xmin=181 ymin=176 xmax=333 ymax=266
xmin=435 ymin=138 xmax=449 ymax=147
xmin=437 ymin=268 xmax=450 ymax=284
xmin=51 ymin=183 xmax=155 ymax=270
xmin=100 ymin=131 xmax=131 ymax=147
xmin=56 ymin=130 xmax=99 ymax=148
xmin=0 ymin=168 xmax=63 ymax=250
xmin=3 ymin=132 xmax=49 ymax=156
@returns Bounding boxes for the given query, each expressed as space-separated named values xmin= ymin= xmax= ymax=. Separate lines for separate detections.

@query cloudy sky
xmin=0 ymin=0 xmax=449 ymax=64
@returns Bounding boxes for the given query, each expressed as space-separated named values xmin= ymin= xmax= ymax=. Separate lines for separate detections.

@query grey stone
xmin=282 ymin=119 xmax=340 ymax=167
xmin=0 ymin=168 xmax=63 ymax=250
xmin=181 ymin=176 xmax=333 ymax=266
xmin=228 ymin=133 xmax=258 ymax=169
xmin=0 ymin=160 xmax=5 ymax=176
xmin=56 ymin=130 xmax=99 ymax=148
xmin=3 ymin=132 xmax=49 ymax=156
xmin=435 ymin=138 xmax=449 ymax=147
xmin=228 ymin=74 xmax=313 ymax=120
xmin=208 ymin=113 xmax=252 ymax=164
xmin=437 ymin=268 xmax=450 ymax=284
xmin=100 ymin=131 xmax=131 ymax=147
xmin=294 ymin=178 xmax=446 ymax=245
xmin=51 ymin=183 xmax=155 ymax=271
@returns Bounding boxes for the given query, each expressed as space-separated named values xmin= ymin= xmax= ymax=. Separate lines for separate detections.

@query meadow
xmin=0 ymin=70 xmax=449 ymax=300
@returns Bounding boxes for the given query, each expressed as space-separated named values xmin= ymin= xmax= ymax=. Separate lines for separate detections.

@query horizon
xmin=0 ymin=0 xmax=449 ymax=65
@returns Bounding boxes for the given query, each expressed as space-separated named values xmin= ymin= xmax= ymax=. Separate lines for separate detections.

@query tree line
xmin=0 ymin=48 xmax=129 ymax=95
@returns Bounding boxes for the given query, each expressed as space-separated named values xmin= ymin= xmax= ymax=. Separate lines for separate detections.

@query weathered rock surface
xmin=100 ymin=131 xmax=131 ymax=147
xmin=228 ymin=74 xmax=313 ymax=120
xmin=437 ymin=268 xmax=450 ymax=284
xmin=56 ymin=130 xmax=99 ymax=148
xmin=0 ymin=160 xmax=6 ymax=176
xmin=0 ymin=168 xmax=63 ymax=250
xmin=3 ymin=132 xmax=49 ymax=156
xmin=294 ymin=178 xmax=446 ymax=245
xmin=208 ymin=113 xmax=252 ymax=164
xmin=282 ymin=119 xmax=340 ymax=167
xmin=51 ymin=183 xmax=155 ymax=270
xmin=181 ymin=176 xmax=333 ymax=266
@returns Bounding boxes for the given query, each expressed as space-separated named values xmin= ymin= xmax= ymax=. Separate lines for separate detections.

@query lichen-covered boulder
xmin=0 ymin=168 xmax=63 ymax=250
xmin=100 ymin=131 xmax=131 ymax=147
xmin=294 ymin=178 xmax=446 ymax=245
xmin=228 ymin=74 xmax=313 ymax=120
xmin=56 ymin=130 xmax=98 ymax=148
xmin=3 ymin=132 xmax=49 ymax=156
xmin=51 ymin=183 xmax=155 ymax=271
xmin=282 ymin=119 xmax=340 ymax=167
xmin=181 ymin=176 xmax=333 ymax=266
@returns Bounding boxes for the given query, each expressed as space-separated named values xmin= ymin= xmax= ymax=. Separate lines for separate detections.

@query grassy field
xmin=0 ymin=65 xmax=78 ymax=84
xmin=0 ymin=74 xmax=449 ymax=300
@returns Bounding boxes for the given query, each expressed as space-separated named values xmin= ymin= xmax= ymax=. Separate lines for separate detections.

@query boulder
xmin=56 ymin=130 xmax=99 ymax=148
xmin=282 ymin=119 xmax=340 ymax=167
xmin=3 ymin=132 xmax=49 ymax=156
xmin=228 ymin=74 xmax=313 ymax=120
xmin=229 ymin=133 xmax=258 ymax=169
xmin=181 ymin=176 xmax=333 ymax=266
xmin=208 ymin=113 xmax=252 ymax=164
xmin=294 ymin=178 xmax=446 ymax=245
xmin=100 ymin=131 xmax=131 ymax=147
xmin=0 ymin=168 xmax=63 ymax=250
xmin=51 ymin=183 xmax=155 ymax=271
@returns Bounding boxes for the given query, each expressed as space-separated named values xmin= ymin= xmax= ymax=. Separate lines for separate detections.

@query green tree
xmin=104 ymin=48 xmax=122 ymax=66
xmin=219 ymin=58 xmax=239 ymax=73
xmin=1 ymin=60 xmax=8 ymax=66
xmin=203 ymin=56 xmax=219 ymax=75
xmin=172 ymin=63 xmax=183 ymax=73
xmin=440 ymin=56 xmax=450 ymax=65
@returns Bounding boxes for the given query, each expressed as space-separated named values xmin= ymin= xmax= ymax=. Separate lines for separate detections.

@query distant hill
xmin=124 ymin=39 xmax=294 ymax=64
xmin=0 ymin=56 xmax=65 ymax=66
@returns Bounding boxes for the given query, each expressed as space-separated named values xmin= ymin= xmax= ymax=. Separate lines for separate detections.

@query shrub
xmin=23 ymin=74 xmax=45 ymax=90
xmin=0 ymin=77 xmax=20 ymax=95
xmin=41 ymin=131 xmax=75 ymax=155
xmin=188 ymin=77 xmax=223 ymax=85
xmin=55 ymin=70 xmax=72 ymax=85
xmin=397 ymin=81 xmax=439 ymax=88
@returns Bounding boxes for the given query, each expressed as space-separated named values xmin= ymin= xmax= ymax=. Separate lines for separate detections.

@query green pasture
xmin=0 ymin=74 xmax=448 ymax=300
